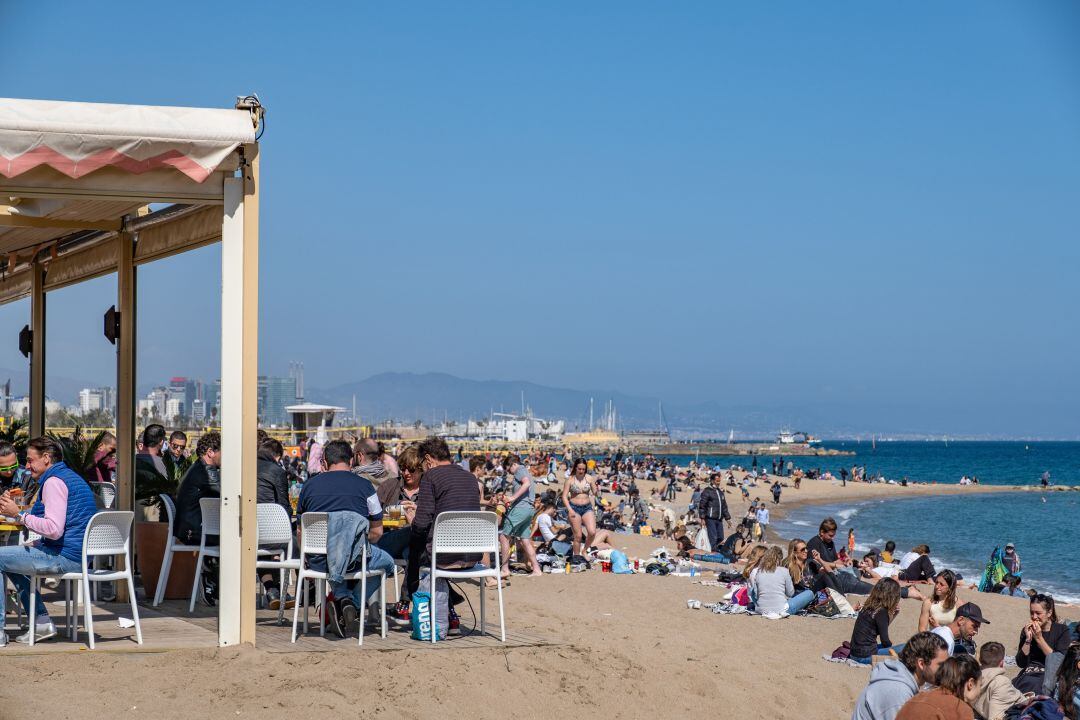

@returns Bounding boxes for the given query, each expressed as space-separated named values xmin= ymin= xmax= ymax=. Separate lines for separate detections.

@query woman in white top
xmin=918 ymin=569 xmax=959 ymax=631
xmin=749 ymin=546 xmax=816 ymax=615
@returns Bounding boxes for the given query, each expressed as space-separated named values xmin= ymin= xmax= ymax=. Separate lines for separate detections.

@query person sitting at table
xmin=0 ymin=442 xmax=33 ymax=494
xmin=256 ymin=436 xmax=293 ymax=610
xmin=297 ymin=439 xmax=397 ymax=637
xmin=408 ymin=436 xmax=481 ymax=633
xmin=174 ymin=432 xmax=222 ymax=607
xmin=0 ymin=437 xmax=98 ymax=645
xmin=375 ymin=444 xmax=422 ymax=623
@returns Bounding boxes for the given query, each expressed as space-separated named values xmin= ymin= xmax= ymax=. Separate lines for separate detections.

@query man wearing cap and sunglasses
xmin=931 ymin=602 xmax=989 ymax=656
xmin=1002 ymin=543 xmax=1021 ymax=577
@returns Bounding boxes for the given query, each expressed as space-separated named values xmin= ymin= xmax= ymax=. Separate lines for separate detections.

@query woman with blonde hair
xmin=750 ymin=545 xmax=816 ymax=615
xmin=849 ymin=578 xmax=903 ymax=664
xmin=741 ymin=545 xmax=768 ymax=580
xmin=784 ymin=538 xmax=816 ymax=593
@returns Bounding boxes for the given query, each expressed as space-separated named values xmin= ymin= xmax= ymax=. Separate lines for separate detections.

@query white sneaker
xmin=15 ymin=621 xmax=56 ymax=643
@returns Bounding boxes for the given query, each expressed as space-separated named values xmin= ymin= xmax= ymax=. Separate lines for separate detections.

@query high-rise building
xmin=165 ymin=398 xmax=184 ymax=423
xmin=78 ymin=387 xmax=115 ymax=415
xmin=192 ymin=398 xmax=206 ymax=424
xmin=259 ymin=375 xmax=297 ymax=426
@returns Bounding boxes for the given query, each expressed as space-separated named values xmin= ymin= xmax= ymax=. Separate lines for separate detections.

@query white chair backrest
xmin=160 ymin=494 xmax=177 ymax=532
xmin=97 ymin=482 xmax=117 ymax=509
xmin=257 ymin=503 xmax=293 ymax=546
xmin=83 ymin=511 xmax=134 ymax=557
xmin=199 ymin=498 xmax=221 ymax=536
xmin=299 ymin=512 xmax=328 ymax=556
xmin=432 ymin=511 xmax=500 ymax=555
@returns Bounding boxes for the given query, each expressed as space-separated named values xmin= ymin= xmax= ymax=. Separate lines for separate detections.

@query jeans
xmin=787 ymin=589 xmax=815 ymax=614
xmin=704 ymin=518 xmax=726 ymax=552
xmin=695 ymin=552 xmax=735 ymax=564
xmin=375 ymin=527 xmax=411 ymax=561
xmin=312 ymin=545 xmax=396 ymax=608
xmin=827 ymin=568 xmax=874 ymax=595
xmin=0 ymin=544 xmax=81 ymax=622
xmin=851 ymin=644 xmax=894 ymax=664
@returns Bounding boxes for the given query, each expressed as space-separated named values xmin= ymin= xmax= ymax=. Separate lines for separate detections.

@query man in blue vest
xmin=0 ymin=437 xmax=98 ymax=645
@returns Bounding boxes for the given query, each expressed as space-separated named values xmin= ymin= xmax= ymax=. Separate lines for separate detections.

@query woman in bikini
xmin=562 ymin=458 xmax=598 ymax=556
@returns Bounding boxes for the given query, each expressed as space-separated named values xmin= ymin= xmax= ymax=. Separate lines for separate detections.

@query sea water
xmin=649 ymin=441 xmax=1080 ymax=602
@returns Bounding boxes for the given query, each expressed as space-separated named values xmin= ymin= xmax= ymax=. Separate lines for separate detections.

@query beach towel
xmin=978 ymin=547 xmax=1010 ymax=592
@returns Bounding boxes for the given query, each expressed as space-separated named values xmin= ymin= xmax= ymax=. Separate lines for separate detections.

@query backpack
xmin=830 ymin=641 xmax=851 ymax=660
xmin=1004 ymin=696 xmax=1066 ymax=720
xmin=806 ymin=591 xmax=842 ymax=618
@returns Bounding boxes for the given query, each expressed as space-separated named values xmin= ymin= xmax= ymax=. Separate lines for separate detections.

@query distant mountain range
xmin=305 ymin=371 xmax=834 ymax=438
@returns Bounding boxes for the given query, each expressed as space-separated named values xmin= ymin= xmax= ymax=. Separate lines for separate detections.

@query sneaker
xmin=339 ymin=598 xmax=358 ymax=634
xmin=448 ymin=606 xmax=461 ymax=633
xmin=265 ymin=588 xmax=281 ymax=610
xmin=326 ymin=599 xmax=347 ymax=638
xmin=16 ymin=621 xmax=56 ymax=643
xmin=0 ymin=631 xmax=6 ymax=647
xmin=387 ymin=600 xmax=411 ymax=628
xmin=385 ymin=604 xmax=410 ymax=629
xmin=200 ymin=576 xmax=216 ymax=607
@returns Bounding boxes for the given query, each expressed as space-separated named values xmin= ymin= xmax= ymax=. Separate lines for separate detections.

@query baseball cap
xmin=955 ymin=602 xmax=990 ymax=624
xmin=1005 ymin=543 xmax=1015 ymax=550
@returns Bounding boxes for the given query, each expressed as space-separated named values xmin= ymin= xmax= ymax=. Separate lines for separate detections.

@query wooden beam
xmin=114 ymin=229 xmax=137 ymax=602
xmin=0 ymin=208 xmax=124 ymax=232
xmin=218 ymin=144 xmax=259 ymax=647
xmin=28 ymin=261 xmax=46 ymax=438
xmin=115 ymin=231 xmax=136 ymax=510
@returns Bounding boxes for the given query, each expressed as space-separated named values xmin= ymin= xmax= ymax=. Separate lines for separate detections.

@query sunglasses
xmin=0 ymin=463 xmax=19 ymax=473
xmin=170 ymin=443 xmax=187 ymax=451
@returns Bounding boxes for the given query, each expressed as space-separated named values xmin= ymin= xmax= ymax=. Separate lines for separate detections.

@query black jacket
xmin=256 ymin=454 xmax=291 ymax=518
xmin=697 ymin=486 xmax=731 ymax=521
xmin=174 ymin=459 xmax=220 ymax=544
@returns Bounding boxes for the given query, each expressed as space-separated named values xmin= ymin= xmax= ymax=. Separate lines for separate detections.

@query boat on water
xmin=778 ymin=429 xmax=821 ymax=445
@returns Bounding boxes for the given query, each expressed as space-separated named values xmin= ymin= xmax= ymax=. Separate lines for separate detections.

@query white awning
xmin=0 ymin=98 xmax=257 ymax=183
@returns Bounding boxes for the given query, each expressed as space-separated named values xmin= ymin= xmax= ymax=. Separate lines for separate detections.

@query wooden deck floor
xmin=2 ymin=590 xmax=554 ymax=656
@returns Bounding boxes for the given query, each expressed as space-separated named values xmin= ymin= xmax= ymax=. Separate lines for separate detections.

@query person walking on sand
xmin=698 ymin=473 xmax=731 ymax=553
xmin=755 ymin=504 xmax=770 ymax=541
xmin=771 ymin=480 xmax=782 ymax=505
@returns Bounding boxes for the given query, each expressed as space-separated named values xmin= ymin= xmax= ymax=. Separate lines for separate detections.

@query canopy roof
xmin=0 ymin=97 xmax=261 ymax=304
xmin=0 ymin=98 xmax=256 ymax=182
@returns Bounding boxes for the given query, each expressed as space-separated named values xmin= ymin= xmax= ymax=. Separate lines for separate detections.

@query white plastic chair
xmin=89 ymin=481 xmax=117 ymax=509
xmin=290 ymin=512 xmax=387 ymax=646
xmin=256 ymin=503 xmax=300 ymax=624
xmin=427 ymin=511 xmax=505 ymax=644
xmin=152 ymin=495 xmax=200 ymax=607
xmin=189 ymin=498 xmax=221 ymax=612
xmin=28 ymin=511 xmax=142 ymax=648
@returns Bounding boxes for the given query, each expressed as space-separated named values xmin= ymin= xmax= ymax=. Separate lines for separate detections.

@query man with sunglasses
xmin=165 ymin=431 xmax=190 ymax=470
xmin=0 ymin=442 xmax=31 ymax=494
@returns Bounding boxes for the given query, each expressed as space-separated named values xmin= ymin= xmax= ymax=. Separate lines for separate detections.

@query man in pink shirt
xmin=0 ymin=437 xmax=98 ymax=645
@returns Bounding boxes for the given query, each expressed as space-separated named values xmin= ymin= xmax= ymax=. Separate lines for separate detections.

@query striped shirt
xmin=410 ymin=463 xmax=481 ymax=565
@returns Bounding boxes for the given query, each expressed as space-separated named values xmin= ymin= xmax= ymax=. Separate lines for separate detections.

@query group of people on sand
xmin=836 ymin=521 xmax=1080 ymax=720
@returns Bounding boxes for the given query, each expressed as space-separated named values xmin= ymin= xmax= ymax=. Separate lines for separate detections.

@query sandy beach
xmin=2 ymin=475 xmax=1074 ymax=720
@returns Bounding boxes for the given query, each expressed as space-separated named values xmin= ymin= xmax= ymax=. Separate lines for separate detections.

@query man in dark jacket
xmin=256 ymin=437 xmax=293 ymax=608
xmin=174 ymin=432 xmax=221 ymax=605
xmin=697 ymin=473 xmax=731 ymax=553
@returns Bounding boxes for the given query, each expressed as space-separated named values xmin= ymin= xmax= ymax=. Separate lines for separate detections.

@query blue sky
xmin=2 ymin=2 xmax=1078 ymax=435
